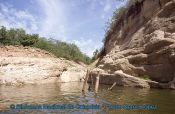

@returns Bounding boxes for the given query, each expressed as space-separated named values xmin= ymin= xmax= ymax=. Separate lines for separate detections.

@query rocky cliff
xmin=92 ymin=0 xmax=175 ymax=89
xmin=0 ymin=46 xmax=87 ymax=85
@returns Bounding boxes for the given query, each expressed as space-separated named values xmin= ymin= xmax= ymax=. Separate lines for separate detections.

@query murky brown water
xmin=0 ymin=82 xmax=175 ymax=114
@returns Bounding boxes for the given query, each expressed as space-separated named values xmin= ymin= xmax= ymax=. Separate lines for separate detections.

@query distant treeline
xmin=0 ymin=26 xmax=91 ymax=64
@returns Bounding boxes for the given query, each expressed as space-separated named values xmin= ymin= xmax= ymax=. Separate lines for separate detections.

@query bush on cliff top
xmin=100 ymin=0 xmax=143 ymax=57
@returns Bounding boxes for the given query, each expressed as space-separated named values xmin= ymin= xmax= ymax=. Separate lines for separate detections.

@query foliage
xmin=0 ymin=26 xmax=91 ymax=64
xmin=100 ymin=0 xmax=139 ymax=57
xmin=103 ymin=0 xmax=143 ymax=44
xmin=140 ymin=75 xmax=150 ymax=80
xmin=0 ymin=26 xmax=7 ymax=44
xmin=34 ymin=38 xmax=91 ymax=64
xmin=91 ymin=49 xmax=99 ymax=62
xmin=20 ymin=34 xmax=39 ymax=46
xmin=103 ymin=6 xmax=127 ymax=43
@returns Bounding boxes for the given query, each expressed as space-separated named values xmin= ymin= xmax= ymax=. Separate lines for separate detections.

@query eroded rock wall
xmin=97 ymin=0 xmax=175 ymax=84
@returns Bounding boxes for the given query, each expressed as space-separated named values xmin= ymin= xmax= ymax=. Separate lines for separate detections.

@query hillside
xmin=0 ymin=46 xmax=87 ymax=85
xmin=91 ymin=0 xmax=175 ymax=89
xmin=0 ymin=27 xmax=91 ymax=64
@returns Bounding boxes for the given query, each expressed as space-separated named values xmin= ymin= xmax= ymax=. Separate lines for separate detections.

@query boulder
xmin=89 ymin=70 xmax=150 ymax=88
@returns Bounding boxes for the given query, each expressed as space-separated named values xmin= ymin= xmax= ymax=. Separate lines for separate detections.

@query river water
xmin=0 ymin=82 xmax=174 ymax=114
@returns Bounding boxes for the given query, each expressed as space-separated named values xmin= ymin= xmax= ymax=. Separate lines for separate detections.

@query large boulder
xmin=89 ymin=69 xmax=150 ymax=88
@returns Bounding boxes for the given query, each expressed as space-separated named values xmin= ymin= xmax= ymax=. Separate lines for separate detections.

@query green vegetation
xmin=100 ymin=0 xmax=141 ymax=57
xmin=103 ymin=6 xmax=127 ymax=44
xmin=103 ymin=0 xmax=144 ymax=43
xmin=91 ymin=47 xmax=105 ymax=62
xmin=91 ymin=49 xmax=99 ymax=62
xmin=139 ymin=75 xmax=151 ymax=80
xmin=0 ymin=26 xmax=91 ymax=64
xmin=98 ymin=6 xmax=128 ymax=58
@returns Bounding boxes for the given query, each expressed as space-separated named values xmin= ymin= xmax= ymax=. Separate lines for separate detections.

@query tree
xmin=6 ymin=28 xmax=20 ymax=45
xmin=20 ymin=34 xmax=39 ymax=46
xmin=92 ymin=49 xmax=99 ymax=61
xmin=0 ymin=26 xmax=7 ymax=44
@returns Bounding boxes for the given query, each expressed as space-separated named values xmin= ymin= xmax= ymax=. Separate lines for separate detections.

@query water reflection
xmin=0 ymin=82 xmax=174 ymax=114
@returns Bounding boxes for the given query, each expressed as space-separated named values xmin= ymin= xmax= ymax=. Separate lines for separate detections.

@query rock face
xmin=0 ymin=46 xmax=87 ymax=85
xmin=94 ymin=0 xmax=175 ymax=88
xmin=97 ymin=0 xmax=175 ymax=83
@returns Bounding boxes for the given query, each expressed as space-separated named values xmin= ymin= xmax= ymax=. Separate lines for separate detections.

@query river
xmin=0 ymin=82 xmax=174 ymax=114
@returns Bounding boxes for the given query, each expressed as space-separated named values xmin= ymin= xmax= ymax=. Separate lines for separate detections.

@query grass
xmin=139 ymin=75 xmax=151 ymax=80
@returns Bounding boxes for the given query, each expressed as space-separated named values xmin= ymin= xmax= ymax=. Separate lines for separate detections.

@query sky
xmin=0 ymin=0 xmax=127 ymax=57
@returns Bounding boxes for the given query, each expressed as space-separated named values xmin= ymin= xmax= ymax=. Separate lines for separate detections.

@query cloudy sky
xmin=0 ymin=0 xmax=126 ymax=57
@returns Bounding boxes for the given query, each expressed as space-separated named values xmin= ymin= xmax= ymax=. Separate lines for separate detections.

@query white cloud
xmin=37 ymin=0 xmax=67 ymax=40
xmin=0 ymin=3 xmax=38 ymax=33
xmin=36 ymin=0 xmax=104 ymax=57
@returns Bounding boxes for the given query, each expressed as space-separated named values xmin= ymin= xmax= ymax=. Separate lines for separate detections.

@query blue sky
xmin=0 ymin=0 xmax=126 ymax=57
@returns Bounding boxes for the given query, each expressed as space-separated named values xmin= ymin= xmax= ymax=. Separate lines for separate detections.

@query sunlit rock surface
xmin=92 ymin=0 xmax=175 ymax=89
xmin=0 ymin=46 xmax=87 ymax=85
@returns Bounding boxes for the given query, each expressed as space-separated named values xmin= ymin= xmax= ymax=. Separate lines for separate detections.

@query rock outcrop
xmin=88 ymin=69 xmax=175 ymax=89
xmin=0 ymin=46 xmax=87 ymax=85
xmin=88 ymin=70 xmax=150 ymax=88
xmin=92 ymin=0 xmax=175 ymax=89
